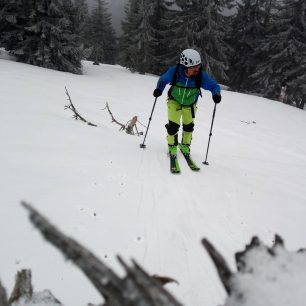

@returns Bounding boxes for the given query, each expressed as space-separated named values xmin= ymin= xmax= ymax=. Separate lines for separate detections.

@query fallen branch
xmin=103 ymin=102 xmax=125 ymax=131
xmin=65 ymin=87 xmax=97 ymax=127
xmin=103 ymin=103 xmax=143 ymax=135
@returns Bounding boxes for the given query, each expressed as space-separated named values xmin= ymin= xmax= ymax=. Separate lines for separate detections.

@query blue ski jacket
xmin=156 ymin=64 xmax=221 ymax=106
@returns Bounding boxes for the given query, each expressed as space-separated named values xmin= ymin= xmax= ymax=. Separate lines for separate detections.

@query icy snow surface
xmin=0 ymin=59 xmax=306 ymax=306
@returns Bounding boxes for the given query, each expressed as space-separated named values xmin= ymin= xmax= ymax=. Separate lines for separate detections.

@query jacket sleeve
xmin=155 ymin=66 xmax=177 ymax=93
xmin=201 ymin=72 xmax=221 ymax=95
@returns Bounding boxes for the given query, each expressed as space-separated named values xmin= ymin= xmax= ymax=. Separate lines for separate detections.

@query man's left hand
xmin=213 ymin=93 xmax=221 ymax=104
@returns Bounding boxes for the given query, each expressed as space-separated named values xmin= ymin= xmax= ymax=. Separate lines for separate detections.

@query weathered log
xmin=22 ymin=202 xmax=183 ymax=306
xmin=0 ymin=279 xmax=8 ymax=306
xmin=8 ymin=269 xmax=33 ymax=304
xmin=125 ymin=116 xmax=138 ymax=135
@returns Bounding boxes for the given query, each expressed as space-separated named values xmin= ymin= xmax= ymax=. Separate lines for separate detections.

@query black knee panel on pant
xmin=183 ymin=122 xmax=194 ymax=132
xmin=165 ymin=121 xmax=180 ymax=135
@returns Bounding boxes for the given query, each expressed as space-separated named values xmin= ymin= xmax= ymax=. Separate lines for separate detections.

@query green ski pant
xmin=166 ymin=99 xmax=197 ymax=146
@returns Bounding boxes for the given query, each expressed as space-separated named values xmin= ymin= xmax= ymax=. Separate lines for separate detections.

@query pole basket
xmin=140 ymin=144 xmax=146 ymax=149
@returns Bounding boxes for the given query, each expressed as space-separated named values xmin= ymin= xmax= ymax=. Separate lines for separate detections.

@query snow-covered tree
xmin=174 ymin=0 xmax=234 ymax=83
xmin=73 ymin=0 xmax=88 ymax=35
xmin=250 ymin=0 xmax=306 ymax=107
xmin=228 ymin=0 xmax=276 ymax=91
xmin=118 ymin=0 xmax=138 ymax=71
xmin=85 ymin=0 xmax=117 ymax=65
xmin=146 ymin=0 xmax=178 ymax=74
xmin=1 ymin=0 xmax=84 ymax=74
xmin=0 ymin=0 xmax=33 ymax=51
xmin=26 ymin=0 xmax=83 ymax=73
xmin=119 ymin=0 xmax=153 ymax=73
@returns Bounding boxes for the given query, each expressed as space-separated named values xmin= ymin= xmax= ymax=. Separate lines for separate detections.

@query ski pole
xmin=140 ymin=97 xmax=158 ymax=149
xmin=203 ymin=103 xmax=217 ymax=165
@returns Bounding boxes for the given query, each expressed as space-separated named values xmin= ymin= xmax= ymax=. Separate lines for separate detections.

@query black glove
xmin=153 ymin=88 xmax=162 ymax=97
xmin=213 ymin=93 xmax=221 ymax=104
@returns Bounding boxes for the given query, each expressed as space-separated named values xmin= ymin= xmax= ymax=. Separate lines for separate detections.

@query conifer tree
xmin=119 ymin=0 xmax=144 ymax=72
xmin=1 ymin=0 xmax=84 ymax=73
xmin=228 ymin=0 xmax=274 ymax=91
xmin=146 ymin=0 xmax=175 ymax=74
xmin=154 ymin=2 xmax=187 ymax=71
xmin=85 ymin=0 xmax=117 ymax=65
xmin=174 ymin=0 xmax=234 ymax=83
xmin=250 ymin=0 xmax=306 ymax=106
xmin=74 ymin=0 xmax=89 ymax=42
xmin=25 ymin=0 xmax=83 ymax=73
xmin=119 ymin=0 xmax=157 ymax=74
xmin=0 ymin=0 xmax=33 ymax=51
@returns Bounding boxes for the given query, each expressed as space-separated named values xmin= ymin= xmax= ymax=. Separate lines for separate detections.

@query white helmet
xmin=180 ymin=49 xmax=201 ymax=67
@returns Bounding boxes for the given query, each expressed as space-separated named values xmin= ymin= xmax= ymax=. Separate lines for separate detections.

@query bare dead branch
xmin=103 ymin=102 xmax=126 ymax=131
xmin=8 ymin=269 xmax=33 ymax=304
xmin=103 ymin=103 xmax=143 ymax=135
xmin=65 ymin=87 xmax=98 ymax=127
xmin=22 ymin=202 xmax=183 ymax=306
xmin=202 ymin=238 xmax=233 ymax=295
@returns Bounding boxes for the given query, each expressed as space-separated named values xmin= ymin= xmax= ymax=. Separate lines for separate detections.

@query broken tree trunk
xmin=8 ymin=269 xmax=33 ymax=304
xmin=22 ymin=202 xmax=183 ymax=306
xmin=203 ymin=235 xmax=306 ymax=306
xmin=0 ymin=280 xmax=8 ymax=306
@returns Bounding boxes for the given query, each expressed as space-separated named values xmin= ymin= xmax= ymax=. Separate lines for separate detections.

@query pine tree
xmin=228 ymin=0 xmax=274 ymax=91
xmin=73 ymin=0 xmax=89 ymax=41
xmin=1 ymin=0 xmax=84 ymax=73
xmin=174 ymin=0 xmax=234 ymax=83
xmin=23 ymin=0 xmax=83 ymax=73
xmin=119 ymin=0 xmax=163 ymax=74
xmin=0 ymin=0 xmax=34 ymax=51
xmin=250 ymin=0 xmax=306 ymax=106
xmin=118 ymin=0 xmax=142 ymax=72
xmin=85 ymin=0 xmax=117 ymax=65
xmin=146 ymin=0 xmax=177 ymax=74
xmin=154 ymin=3 xmax=188 ymax=70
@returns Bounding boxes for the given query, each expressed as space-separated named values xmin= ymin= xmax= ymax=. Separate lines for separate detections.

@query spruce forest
xmin=0 ymin=0 xmax=305 ymax=108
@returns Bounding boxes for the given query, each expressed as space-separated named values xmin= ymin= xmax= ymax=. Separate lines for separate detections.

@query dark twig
xmin=64 ymin=87 xmax=97 ymax=127
xmin=202 ymin=238 xmax=233 ymax=294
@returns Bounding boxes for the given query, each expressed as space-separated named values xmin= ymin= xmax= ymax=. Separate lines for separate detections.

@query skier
xmin=153 ymin=49 xmax=221 ymax=171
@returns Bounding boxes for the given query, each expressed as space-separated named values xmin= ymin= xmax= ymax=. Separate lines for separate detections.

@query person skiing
xmin=153 ymin=49 xmax=221 ymax=162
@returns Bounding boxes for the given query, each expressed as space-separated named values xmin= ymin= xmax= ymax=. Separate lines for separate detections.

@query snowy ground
xmin=0 ymin=57 xmax=306 ymax=306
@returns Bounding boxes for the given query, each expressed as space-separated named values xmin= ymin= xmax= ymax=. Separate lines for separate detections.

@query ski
xmin=170 ymin=155 xmax=181 ymax=174
xmin=179 ymin=148 xmax=200 ymax=171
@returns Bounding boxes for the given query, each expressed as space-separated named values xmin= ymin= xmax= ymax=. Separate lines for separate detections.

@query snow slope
xmin=0 ymin=58 xmax=306 ymax=306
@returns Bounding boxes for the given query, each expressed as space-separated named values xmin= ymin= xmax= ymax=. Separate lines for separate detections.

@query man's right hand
xmin=153 ymin=88 xmax=162 ymax=97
